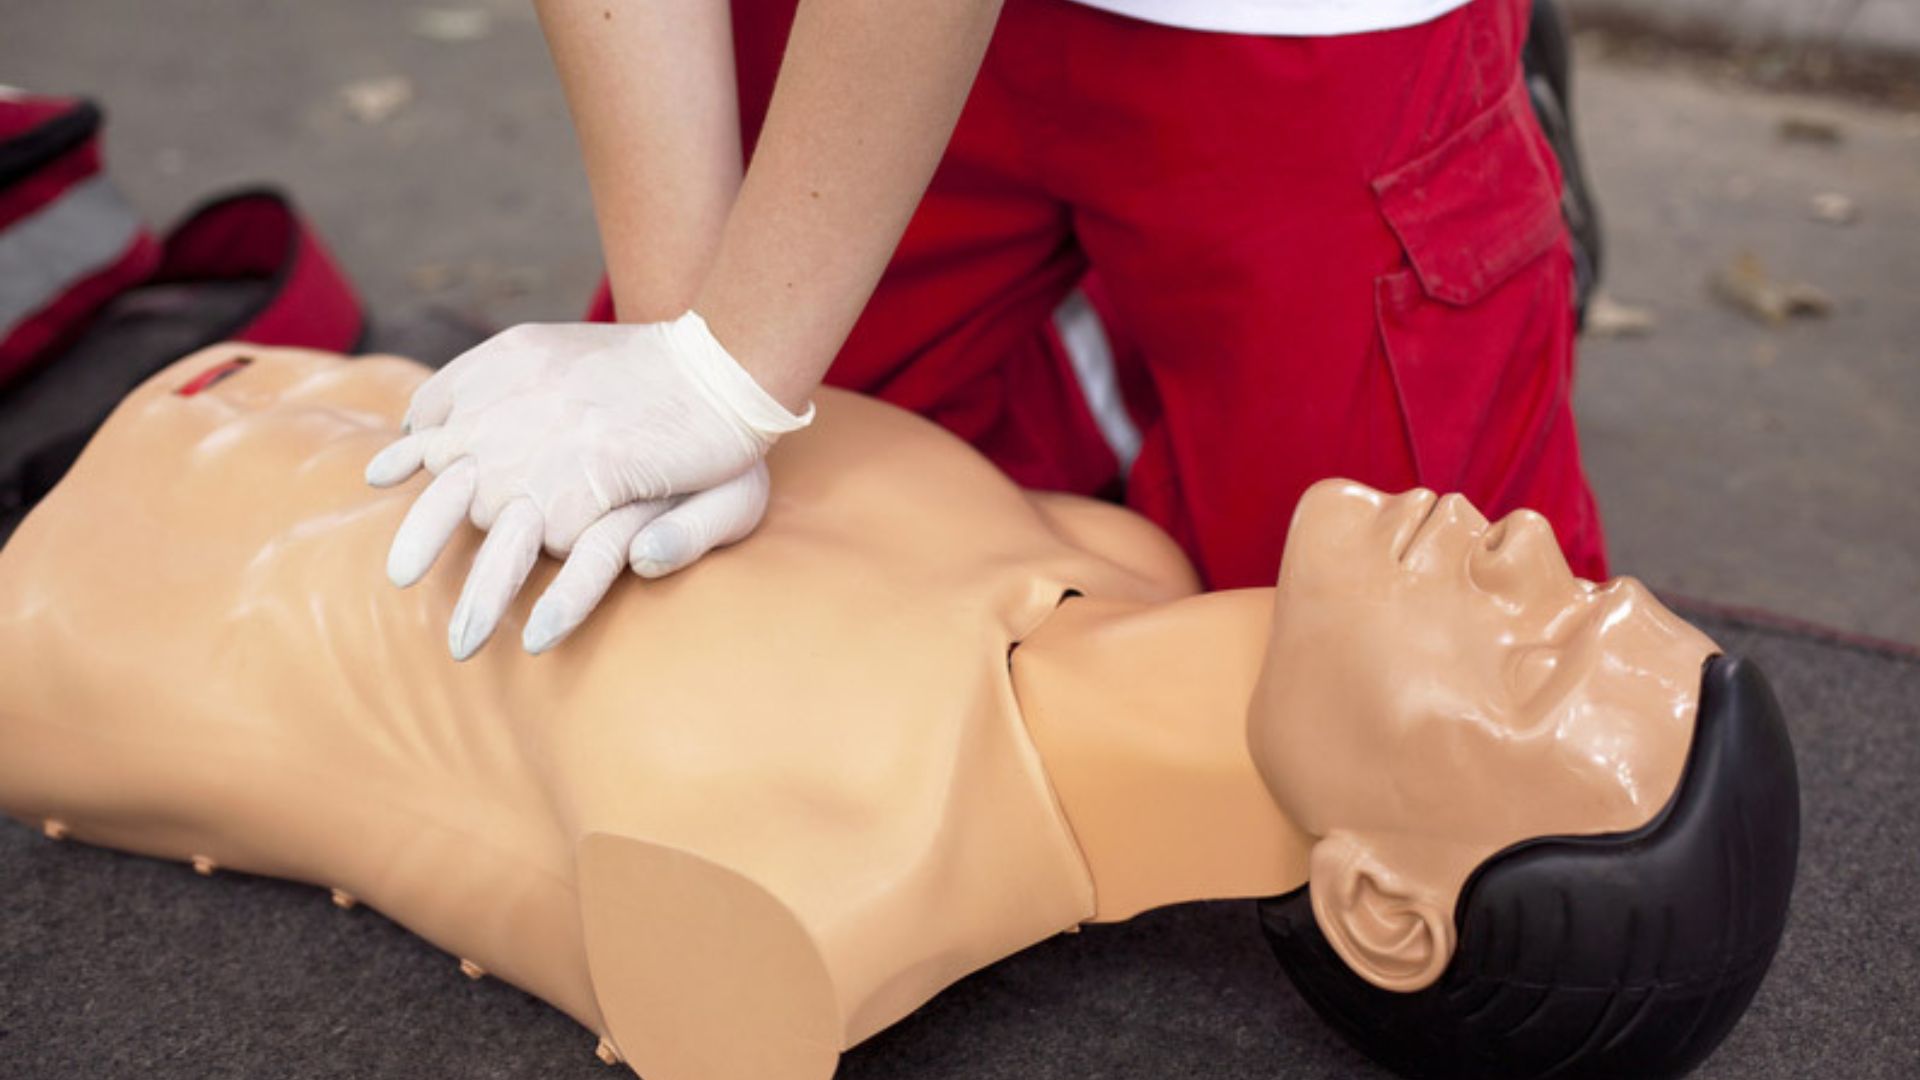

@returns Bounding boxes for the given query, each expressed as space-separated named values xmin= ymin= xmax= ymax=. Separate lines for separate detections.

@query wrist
xmin=690 ymin=271 xmax=834 ymax=415
xmin=663 ymin=310 xmax=815 ymax=439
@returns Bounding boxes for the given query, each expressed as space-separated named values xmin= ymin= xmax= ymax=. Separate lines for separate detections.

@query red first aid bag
xmin=0 ymin=92 xmax=161 ymax=388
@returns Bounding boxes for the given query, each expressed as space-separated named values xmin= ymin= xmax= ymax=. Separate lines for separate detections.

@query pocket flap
xmin=1372 ymin=80 xmax=1564 ymax=306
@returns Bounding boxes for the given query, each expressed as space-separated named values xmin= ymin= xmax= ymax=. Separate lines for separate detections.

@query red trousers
xmin=600 ymin=0 xmax=1608 ymax=586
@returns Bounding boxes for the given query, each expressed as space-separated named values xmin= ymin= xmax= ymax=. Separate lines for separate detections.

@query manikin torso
xmin=0 ymin=346 xmax=1710 ymax=1080
xmin=0 ymin=346 xmax=1280 ymax=1079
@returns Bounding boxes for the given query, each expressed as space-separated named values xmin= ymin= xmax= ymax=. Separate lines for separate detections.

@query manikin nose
xmin=1396 ymin=491 xmax=1488 ymax=567
xmin=1472 ymin=508 xmax=1577 ymax=595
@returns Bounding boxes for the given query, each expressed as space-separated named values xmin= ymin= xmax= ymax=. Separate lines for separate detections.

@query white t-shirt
xmin=1068 ymin=0 xmax=1475 ymax=35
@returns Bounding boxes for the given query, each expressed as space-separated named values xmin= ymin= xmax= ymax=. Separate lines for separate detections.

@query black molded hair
xmin=1259 ymin=654 xmax=1799 ymax=1079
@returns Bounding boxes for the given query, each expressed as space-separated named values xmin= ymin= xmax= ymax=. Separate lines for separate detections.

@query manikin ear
xmin=1307 ymin=831 xmax=1457 ymax=992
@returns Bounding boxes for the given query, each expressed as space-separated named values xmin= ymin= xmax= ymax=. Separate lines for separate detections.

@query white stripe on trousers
xmin=1051 ymin=287 xmax=1143 ymax=476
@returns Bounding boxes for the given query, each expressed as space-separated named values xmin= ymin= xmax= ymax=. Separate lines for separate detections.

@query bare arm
xmin=692 ymin=0 xmax=1006 ymax=410
xmin=535 ymin=0 xmax=742 ymax=322
xmin=540 ymin=0 xmax=1003 ymax=407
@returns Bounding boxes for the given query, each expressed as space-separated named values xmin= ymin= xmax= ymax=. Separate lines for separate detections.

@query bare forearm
xmin=693 ymin=0 xmax=1005 ymax=410
xmin=536 ymin=0 xmax=742 ymax=322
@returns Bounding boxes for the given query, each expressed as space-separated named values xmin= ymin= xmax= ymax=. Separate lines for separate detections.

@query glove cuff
xmin=665 ymin=310 xmax=816 ymax=437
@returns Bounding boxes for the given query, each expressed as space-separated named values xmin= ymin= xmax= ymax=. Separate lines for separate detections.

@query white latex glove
xmin=364 ymin=312 xmax=810 ymax=660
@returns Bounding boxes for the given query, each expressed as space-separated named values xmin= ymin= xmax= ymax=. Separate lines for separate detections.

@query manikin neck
xmin=1009 ymin=589 xmax=1314 ymax=923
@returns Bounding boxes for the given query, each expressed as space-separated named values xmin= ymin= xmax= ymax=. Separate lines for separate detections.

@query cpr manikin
xmin=0 ymin=347 xmax=1798 ymax=1080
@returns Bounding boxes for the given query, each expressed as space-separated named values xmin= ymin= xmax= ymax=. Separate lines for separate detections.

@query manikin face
xmin=1248 ymin=481 xmax=1717 ymax=989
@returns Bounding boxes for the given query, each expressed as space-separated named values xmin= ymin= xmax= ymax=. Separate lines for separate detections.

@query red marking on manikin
xmin=175 ymin=356 xmax=253 ymax=396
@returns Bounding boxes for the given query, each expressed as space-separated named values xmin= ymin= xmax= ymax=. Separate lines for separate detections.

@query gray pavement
xmin=1 ymin=0 xmax=1916 ymax=641
xmin=1570 ymin=50 xmax=1920 ymax=645
xmin=1567 ymin=0 xmax=1920 ymax=62
xmin=2 ymin=0 xmax=605 ymax=331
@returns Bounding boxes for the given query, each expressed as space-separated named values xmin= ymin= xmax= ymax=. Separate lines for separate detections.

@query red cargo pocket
xmin=1372 ymin=78 xmax=1570 ymax=493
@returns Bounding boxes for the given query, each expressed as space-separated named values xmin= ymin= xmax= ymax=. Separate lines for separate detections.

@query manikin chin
xmin=0 ymin=347 xmax=1798 ymax=1080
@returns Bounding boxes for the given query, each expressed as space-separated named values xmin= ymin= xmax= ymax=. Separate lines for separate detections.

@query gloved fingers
xmin=401 ymin=355 xmax=467 ymax=434
xmin=364 ymin=432 xmax=428 ymax=488
xmin=447 ymin=497 xmax=545 ymax=662
xmin=629 ymin=464 xmax=770 ymax=579
xmin=469 ymin=469 xmax=524 ymax=533
xmin=535 ymin=445 xmax=677 ymax=554
xmin=419 ymin=418 xmax=474 ymax=475
xmin=386 ymin=457 xmax=478 ymax=588
xmin=522 ymin=501 xmax=670 ymax=655
xmin=535 ymin=446 xmax=618 ymax=556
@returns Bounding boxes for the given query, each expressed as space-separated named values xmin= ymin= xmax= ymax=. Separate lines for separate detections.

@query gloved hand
xmin=364 ymin=312 xmax=811 ymax=660
xmin=408 ymin=461 xmax=772 ymax=659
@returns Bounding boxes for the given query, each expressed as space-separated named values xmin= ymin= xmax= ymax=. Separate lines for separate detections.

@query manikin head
xmin=1248 ymin=481 xmax=1799 ymax=1079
